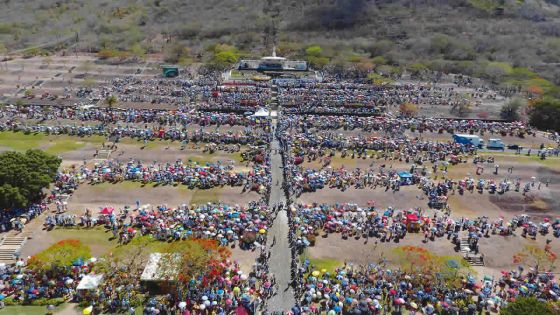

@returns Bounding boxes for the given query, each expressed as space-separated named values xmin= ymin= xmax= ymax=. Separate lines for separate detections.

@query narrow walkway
xmin=266 ymin=118 xmax=296 ymax=312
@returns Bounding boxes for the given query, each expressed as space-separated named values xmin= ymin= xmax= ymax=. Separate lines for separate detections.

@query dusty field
xmin=0 ymin=55 xmax=157 ymax=98
xmin=305 ymin=226 xmax=560 ymax=280
xmin=66 ymin=183 xmax=259 ymax=214
xmin=300 ymin=149 xmax=560 ymax=278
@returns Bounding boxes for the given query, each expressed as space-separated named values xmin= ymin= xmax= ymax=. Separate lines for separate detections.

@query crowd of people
xmin=0 ymin=105 xmax=270 ymax=129
xmin=45 ymin=202 xmax=272 ymax=249
xmin=289 ymin=202 xmax=560 ymax=252
xmin=3 ymin=67 xmax=560 ymax=315
xmin=53 ymin=158 xmax=271 ymax=193
xmin=289 ymin=260 xmax=560 ymax=315
xmin=0 ymin=249 xmax=275 ymax=314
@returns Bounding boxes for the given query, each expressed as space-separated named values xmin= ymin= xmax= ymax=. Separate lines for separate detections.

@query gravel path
xmin=265 ymin=118 xmax=296 ymax=312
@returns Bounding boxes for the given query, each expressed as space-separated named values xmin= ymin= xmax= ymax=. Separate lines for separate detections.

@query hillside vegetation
xmin=1 ymin=0 xmax=560 ymax=85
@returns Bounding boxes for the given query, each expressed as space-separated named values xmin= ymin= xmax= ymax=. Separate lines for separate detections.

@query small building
xmin=237 ymin=47 xmax=308 ymax=72
xmin=162 ymin=66 xmax=179 ymax=78
xmin=140 ymin=253 xmax=181 ymax=294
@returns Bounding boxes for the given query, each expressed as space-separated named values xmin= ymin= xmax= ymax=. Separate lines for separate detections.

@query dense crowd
xmin=54 ymin=158 xmax=270 ymax=193
xmin=45 ymin=202 xmax=272 ymax=249
xmin=0 ymin=105 xmax=270 ymax=129
xmin=0 ymin=249 xmax=274 ymax=314
xmin=290 ymin=261 xmax=559 ymax=315
xmin=283 ymin=114 xmax=538 ymax=138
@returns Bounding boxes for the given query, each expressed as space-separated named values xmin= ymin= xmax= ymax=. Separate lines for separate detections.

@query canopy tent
xmin=99 ymin=207 xmax=114 ymax=215
xmin=398 ymin=172 xmax=413 ymax=185
xmin=251 ymin=108 xmax=277 ymax=118
xmin=77 ymin=274 xmax=104 ymax=290
xmin=406 ymin=214 xmax=419 ymax=223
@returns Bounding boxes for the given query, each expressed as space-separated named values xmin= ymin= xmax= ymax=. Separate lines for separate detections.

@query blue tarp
xmin=398 ymin=172 xmax=412 ymax=178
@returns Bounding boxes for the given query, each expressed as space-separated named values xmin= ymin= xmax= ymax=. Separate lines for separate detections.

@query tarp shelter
xmin=405 ymin=213 xmax=421 ymax=233
xmin=398 ymin=172 xmax=413 ymax=185
xmin=99 ymin=207 xmax=113 ymax=215
xmin=141 ymin=253 xmax=181 ymax=282
xmin=406 ymin=214 xmax=419 ymax=223
xmin=251 ymin=108 xmax=277 ymax=118
xmin=162 ymin=66 xmax=179 ymax=78
xmin=77 ymin=274 xmax=104 ymax=290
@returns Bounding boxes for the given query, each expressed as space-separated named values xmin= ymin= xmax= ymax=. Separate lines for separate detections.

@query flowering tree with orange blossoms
xmin=527 ymin=85 xmax=544 ymax=96
xmin=393 ymin=245 xmax=439 ymax=274
xmin=393 ymin=246 xmax=470 ymax=288
xmin=162 ymin=239 xmax=232 ymax=289
xmin=513 ymin=245 xmax=557 ymax=273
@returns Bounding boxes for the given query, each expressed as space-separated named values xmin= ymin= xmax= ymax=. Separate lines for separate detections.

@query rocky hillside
xmin=1 ymin=0 xmax=560 ymax=83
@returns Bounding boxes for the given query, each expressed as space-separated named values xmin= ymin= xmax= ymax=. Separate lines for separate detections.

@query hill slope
xmin=1 ymin=0 xmax=559 ymax=83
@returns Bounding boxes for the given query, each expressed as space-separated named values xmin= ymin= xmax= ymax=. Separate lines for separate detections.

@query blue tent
xmin=398 ymin=172 xmax=413 ymax=185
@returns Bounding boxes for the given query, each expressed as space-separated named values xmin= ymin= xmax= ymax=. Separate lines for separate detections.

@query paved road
xmin=266 ymin=120 xmax=296 ymax=312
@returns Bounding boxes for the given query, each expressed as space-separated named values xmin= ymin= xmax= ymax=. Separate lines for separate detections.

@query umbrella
xmin=178 ymin=302 xmax=187 ymax=309
xmin=446 ymin=260 xmax=459 ymax=269
xmin=83 ymin=306 xmax=93 ymax=315
xmin=312 ymin=270 xmax=320 ymax=277
xmin=100 ymin=207 xmax=114 ymax=215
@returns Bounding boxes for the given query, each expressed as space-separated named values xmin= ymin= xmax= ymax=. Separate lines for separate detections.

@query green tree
xmin=105 ymin=95 xmax=118 ymax=109
xmin=529 ymin=97 xmax=560 ymax=132
xmin=208 ymin=44 xmax=239 ymax=69
xmin=305 ymin=45 xmax=323 ymax=57
xmin=0 ymin=150 xmax=61 ymax=209
xmin=501 ymin=297 xmax=554 ymax=315
xmin=500 ymin=98 xmax=524 ymax=121
xmin=130 ymin=42 xmax=146 ymax=60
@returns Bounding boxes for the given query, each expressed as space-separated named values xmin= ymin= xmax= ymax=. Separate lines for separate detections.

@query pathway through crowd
xmin=266 ymin=116 xmax=296 ymax=312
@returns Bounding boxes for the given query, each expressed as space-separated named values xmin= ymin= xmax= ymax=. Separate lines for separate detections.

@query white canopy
xmin=77 ymin=274 xmax=104 ymax=290
xmin=252 ymin=108 xmax=277 ymax=118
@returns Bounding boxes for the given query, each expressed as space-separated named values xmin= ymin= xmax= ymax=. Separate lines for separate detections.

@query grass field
xmin=190 ymin=188 xmax=221 ymax=204
xmin=50 ymin=226 xmax=116 ymax=255
xmin=0 ymin=305 xmax=57 ymax=314
xmin=304 ymin=256 xmax=342 ymax=274
xmin=0 ymin=132 xmax=105 ymax=154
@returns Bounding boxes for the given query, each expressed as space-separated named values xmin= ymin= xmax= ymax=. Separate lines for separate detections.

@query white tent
xmin=77 ymin=274 xmax=104 ymax=290
xmin=251 ymin=108 xmax=277 ymax=118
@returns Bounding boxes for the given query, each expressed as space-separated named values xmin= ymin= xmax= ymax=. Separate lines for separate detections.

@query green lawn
xmin=0 ymin=305 xmax=56 ymax=314
xmin=44 ymin=141 xmax=85 ymax=155
xmin=0 ymin=131 xmax=104 ymax=154
xmin=479 ymin=152 xmax=560 ymax=170
xmin=305 ymin=257 xmax=342 ymax=274
xmin=50 ymin=226 xmax=116 ymax=255
xmin=0 ymin=131 xmax=44 ymax=150
xmin=190 ymin=188 xmax=221 ymax=204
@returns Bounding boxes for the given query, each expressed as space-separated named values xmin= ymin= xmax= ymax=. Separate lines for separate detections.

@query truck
xmin=487 ymin=138 xmax=505 ymax=150
xmin=453 ymin=134 xmax=484 ymax=148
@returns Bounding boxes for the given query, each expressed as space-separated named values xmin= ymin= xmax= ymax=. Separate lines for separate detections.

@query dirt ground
xmin=300 ymin=150 xmax=560 ymax=279
xmin=305 ymin=226 xmax=560 ymax=280
xmin=0 ymin=55 xmax=157 ymax=103
xmin=66 ymin=183 xmax=259 ymax=213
